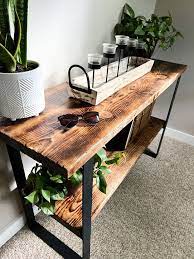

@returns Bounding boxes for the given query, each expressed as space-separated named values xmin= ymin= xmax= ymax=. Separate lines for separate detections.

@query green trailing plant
xmin=25 ymin=148 xmax=125 ymax=215
xmin=0 ymin=0 xmax=29 ymax=72
xmin=24 ymin=164 xmax=68 ymax=215
xmin=70 ymin=148 xmax=125 ymax=194
xmin=114 ymin=3 xmax=183 ymax=57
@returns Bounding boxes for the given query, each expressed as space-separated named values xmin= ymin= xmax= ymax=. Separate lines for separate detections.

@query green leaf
xmin=134 ymin=25 xmax=145 ymax=36
xmin=41 ymin=189 xmax=51 ymax=202
xmin=176 ymin=31 xmax=184 ymax=39
xmin=0 ymin=0 xmax=10 ymax=41
xmin=99 ymin=166 xmax=112 ymax=175
xmin=51 ymin=191 xmax=65 ymax=201
xmin=16 ymin=0 xmax=28 ymax=67
xmin=26 ymin=172 xmax=36 ymax=185
xmin=96 ymin=174 xmax=100 ymax=190
xmin=161 ymin=15 xmax=172 ymax=26
xmin=40 ymin=202 xmax=55 ymax=215
xmin=5 ymin=33 xmax=15 ymax=54
xmin=148 ymin=31 xmax=155 ymax=37
xmin=105 ymin=152 xmax=124 ymax=165
xmin=13 ymin=5 xmax=22 ymax=58
xmin=0 ymin=42 xmax=16 ymax=72
xmin=124 ymin=22 xmax=135 ymax=33
xmin=96 ymin=148 xmax=107 ymax=162
xmin=151 ymin=14 xmax=158 ymax=21
xmin=69 ymin=170 xmax=82 ymax=187
xmin=50 ymin=175 xmax=63 ymax=184
xmin=63 ymin=186 xmax=68 ymax=196
xmin=25 ymin=191 xmax=39 ymax=204
xmin=35 ymin=174 xmax=46 ymax=189
xmin=114 ymin=23 xmax=124 ymax=35
xmin=97 ymin=172 xmax=107 ymax=194
xmin=136 ymin=15 xmax=146 ymax=21
xmin=122 ymin=3 xmax=135 ymax=19
xmin=0 ymin=32 xmax=4 ymax=44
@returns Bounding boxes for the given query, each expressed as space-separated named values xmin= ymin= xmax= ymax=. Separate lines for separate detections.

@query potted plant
xmin=0 ymin=0 xmax=45 ymax=121
xmin=114 ymin=3 xmax=183 ymax=58
xmin=24 ymin=148 xmax=124 ymax=215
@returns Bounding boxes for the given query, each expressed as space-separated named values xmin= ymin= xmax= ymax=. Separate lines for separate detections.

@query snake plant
xmin=0 ymin=0 xmax=28 ymax=72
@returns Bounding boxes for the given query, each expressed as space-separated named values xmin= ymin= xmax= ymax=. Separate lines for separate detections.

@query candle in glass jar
xmin=115 ymin=35 xmax=129 ymax=46
xmin=103 ymin=43 xmax=117 ymax=58
xmin=136 ymin=40 xmax=147 ymax=57
xmin=128 ymin=38 xmax=138 ymax=56
xmin=88 ymin=54 xmax=103 ymax=69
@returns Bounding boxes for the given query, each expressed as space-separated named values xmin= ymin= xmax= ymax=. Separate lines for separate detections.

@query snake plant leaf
xmin=5 ymin=32 xmax=15 ymax=54
xmin=0 ymin=32 xmax=4 ymax=46
xmin=9 ymin=0 xmax=16 ymax=24
xmin=16 ymin=0 xmax=28 ymax=68
xmin=13 ymin=6 xmax=21 ymax=58
xmin=0 ymin=0 xmax=10 ymax=41
xmin=0 ymin=42 xmax=16 ymax=71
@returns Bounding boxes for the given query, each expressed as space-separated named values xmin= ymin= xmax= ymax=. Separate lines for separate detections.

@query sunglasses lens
xmin=58 ymin=114 xmax=78 ymax=128
xmin=83 ymin=112 xmax=99 ymax=125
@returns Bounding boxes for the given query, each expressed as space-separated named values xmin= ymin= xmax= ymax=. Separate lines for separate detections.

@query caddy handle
xmin=68 ymin=65 xmax=91 ymax=94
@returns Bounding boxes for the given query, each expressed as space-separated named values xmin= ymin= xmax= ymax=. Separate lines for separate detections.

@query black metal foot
xmin=30 ymin=222 xmax=81 ymax=259
xmin=144 ymin=76 xmax=182 ymax=158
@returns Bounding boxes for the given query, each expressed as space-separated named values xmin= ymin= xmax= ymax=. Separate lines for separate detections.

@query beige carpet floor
xmin=0 ymin=136 xmax=194 ymax=259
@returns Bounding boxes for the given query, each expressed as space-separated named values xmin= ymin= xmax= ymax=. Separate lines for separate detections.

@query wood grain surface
xmin=0 ymin=60 xmax=186 ymax=176
xmin=55 ymin=117 xmax=164 ymax=228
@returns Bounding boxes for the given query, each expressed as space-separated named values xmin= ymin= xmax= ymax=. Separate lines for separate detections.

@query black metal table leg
xmin=144 ymin=76 xmax=182 ymax=158
xmin=6 ymin=144 xmax=35 ymax=227
xmin=82 ymin=158 xmax=94 ymax=259
xmin=6 ymin=144 xmax=81 ymax=258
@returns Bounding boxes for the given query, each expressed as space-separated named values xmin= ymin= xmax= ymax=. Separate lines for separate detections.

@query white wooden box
xmin=67 ymin=57 xmax=154 ymax=105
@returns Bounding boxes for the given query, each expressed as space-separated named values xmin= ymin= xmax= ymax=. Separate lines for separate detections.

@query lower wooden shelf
xmin=54 ymin=117 xmax=164 ymax=229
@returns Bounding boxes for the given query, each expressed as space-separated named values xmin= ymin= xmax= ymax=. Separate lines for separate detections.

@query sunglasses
xmin=58 ymin=111 xmax=99 ymax=128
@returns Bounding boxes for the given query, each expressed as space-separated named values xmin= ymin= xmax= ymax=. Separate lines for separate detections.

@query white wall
xmin=0 ymin=0 xmax=156 ymax=246
xmin=153 ymin=0 xmax=194 ymax=136
xmin=28 ymin=0 xmax=156 ymax=88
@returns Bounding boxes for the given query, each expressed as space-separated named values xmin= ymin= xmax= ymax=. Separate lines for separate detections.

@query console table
xmin=0 ymin=60 xmax=186 ymax=258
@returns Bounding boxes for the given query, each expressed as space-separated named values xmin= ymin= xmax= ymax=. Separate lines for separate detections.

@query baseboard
xmin=0 ymin=207 xmax=40 ymax=248
xmin=165 ymin=127 xmax=194 ymax=146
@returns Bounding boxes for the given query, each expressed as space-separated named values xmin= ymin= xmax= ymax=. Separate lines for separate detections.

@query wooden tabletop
xmin=0 ymin=60 xmax=186 ymax=176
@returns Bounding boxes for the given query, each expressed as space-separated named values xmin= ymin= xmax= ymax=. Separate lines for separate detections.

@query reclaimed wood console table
xmin=0 ymin=60 xmax=186 ymax=258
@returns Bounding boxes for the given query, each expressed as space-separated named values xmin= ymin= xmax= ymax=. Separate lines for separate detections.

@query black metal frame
xmin=7 ymin=144 xmax=94 ymax=259
xmin=144 ymin=76 xmax=182 ymax=158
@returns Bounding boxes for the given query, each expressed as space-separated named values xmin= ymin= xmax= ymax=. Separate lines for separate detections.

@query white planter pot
xmin=0 ymin=61 xmax=45 ymax=120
